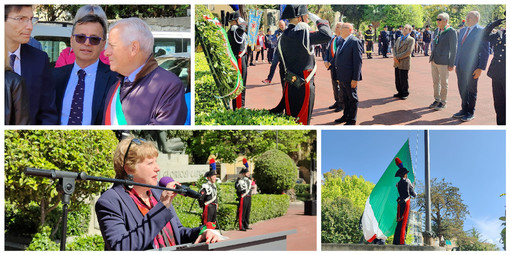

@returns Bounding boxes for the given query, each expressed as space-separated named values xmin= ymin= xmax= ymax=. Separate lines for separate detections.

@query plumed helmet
xmin=239 ymin=167 xmax=249 ymax=174
xmin=394 ymin=157 xmax=410 ymax=178
xmin=281 ymin=5 xmax=308 ymax=20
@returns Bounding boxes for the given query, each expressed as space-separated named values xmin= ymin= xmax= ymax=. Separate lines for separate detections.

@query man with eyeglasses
xmin=429 ymin=12 xmax=457 ymax=111
xmin=5 ymin=5 xmax=58 ymax=125
xmin=103 ymin=18 xmax=187 ymax=125
xmin=53 ymin=14 xmax=117 ymax=125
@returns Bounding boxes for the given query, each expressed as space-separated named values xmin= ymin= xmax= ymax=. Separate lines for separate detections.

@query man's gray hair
xmin=469 ymin=11 xmax=480 ymax=21
xmin=110 ymin=17 xmax=154 ymax=55
xmin=438 ymin=12 xmax=450 ymax=22
xmin=404 ymin=24 xmax=412 ymax=30
xmin=75 ymin=5 xmax=107 ymax=23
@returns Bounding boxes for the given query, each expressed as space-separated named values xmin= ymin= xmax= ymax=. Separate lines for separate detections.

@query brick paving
xmin=243 ymin=50 xmax=497 ymax=125
xmin=221 ymin=202 xmax=317 ymax=251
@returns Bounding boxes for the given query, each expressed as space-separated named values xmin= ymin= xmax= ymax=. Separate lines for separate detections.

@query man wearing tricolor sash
xmin=324 ymin=22 xmax=344 ymax=113
xmin=103 ymin=18 xmax=187 ymax=125
xmin=227 ymin=11 xmax=248 ymax=110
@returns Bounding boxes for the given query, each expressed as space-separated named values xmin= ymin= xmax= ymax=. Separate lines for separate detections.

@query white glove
xmin=238 ymin=17 xmax=245 ymax=23
xmin=308 ymin=12 xmax=320 ymax=23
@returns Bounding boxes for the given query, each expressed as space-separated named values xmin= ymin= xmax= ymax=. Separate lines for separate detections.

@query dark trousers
xmin=267 ymin=48 xmax=274 ymax=63
xmin=393 ymin=199 xmax=410 ymax=245
xmin=330 ymin=70 xmax=343 ymax=107
xmin=382 ymin=42 xmax=389 ymax=56
xmin=232 ymin=55 xmax=248 ymax=109
xmin=248 ymin=47 xmax=254 ymax=64
xmin=492 ymin=78 xmax=506 ymax=125
xmin=340 ymin=81 xmax=358 ymax=121
xmin=456 ymin=68 xmax=479 ymax=115
xmin=394 ymin=68 xmax=409 ymax=97
xmin=237 ymin=196 xmax=251 ymax=230
xmin=284 ymin=76 xmax=315 ymax=125
xmin=266 ymin=51 xmax=280 ymax=82
xmin=202 ymin=203 xmax=217 ymax=227
xmin=366 ymin=41 xmax=373 ymax=56
xmin=255 ymin=48 xmax=265 ymax=61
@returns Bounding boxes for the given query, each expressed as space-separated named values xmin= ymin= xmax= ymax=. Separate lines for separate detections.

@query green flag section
xmin=361 ymin=139 xmax=415 ymax=242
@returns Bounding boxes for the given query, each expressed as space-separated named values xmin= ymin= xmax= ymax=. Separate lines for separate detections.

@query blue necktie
xmin=10 ymin=54 xmax=16 ymax=70
xmin=68 ymin=69 xmax=86 ymax=125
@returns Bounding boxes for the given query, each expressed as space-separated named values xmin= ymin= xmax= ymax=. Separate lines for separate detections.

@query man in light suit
xmin=453 ymin=11 xmax=490 ymax=121
xmin=429 ymin=12 xmax=457 ymax=111
xmin=53 ymin=14 xmax=117 ymax=125
xmin=5 ymin=5 xmax=58 ymax=124
xmin=393 ymin=24 xmax=415 ymax=100
xmin=333 ymin=23 xmax=363 ymax=125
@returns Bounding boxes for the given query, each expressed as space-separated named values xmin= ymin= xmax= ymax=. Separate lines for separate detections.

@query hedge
xmin=253 ymin=149 xmax=297 ymax=194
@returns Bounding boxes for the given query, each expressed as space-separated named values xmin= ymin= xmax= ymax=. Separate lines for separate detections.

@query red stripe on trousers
xmin=239 ymin=196 xmax=244 ymax=230
xmin=235 ymin=57 xmax=243 ymax=109
xmin=399 ymin=199 xmax=411 ymax=245
xmin=296 ymin=69 xmax=312 ymax=125
xmin=203 ymin=204 xmax=208 ymax=225
xmin=367 ymin=234 xmax=377 ymax=243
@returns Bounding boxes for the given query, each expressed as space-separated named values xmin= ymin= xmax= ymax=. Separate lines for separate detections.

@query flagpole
xmin=424 ymin=130 xmax=432 ymax=245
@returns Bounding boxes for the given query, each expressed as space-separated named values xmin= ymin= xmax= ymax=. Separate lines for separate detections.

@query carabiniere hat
xmin=239 ymin=167 xmax=249 ymax=174
xmin=204 ymin=170 xmax=216 ymax=178
xmin=229 ymin=10 xmax=240 ymax=21
xmin=394 ymin=157 xmax=409 ymax=178
xmin=281 ymin=5 xmax=308 ymax=20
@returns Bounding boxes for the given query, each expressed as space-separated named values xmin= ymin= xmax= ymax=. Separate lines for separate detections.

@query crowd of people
xmin=5 ymin=5 xmax=188 ymax=125
xmin=225 ymin=5 xmax=505 ymax=125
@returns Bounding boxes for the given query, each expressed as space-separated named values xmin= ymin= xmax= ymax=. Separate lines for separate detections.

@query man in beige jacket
xmin=393 ymin=24 xmax=415 ymax=100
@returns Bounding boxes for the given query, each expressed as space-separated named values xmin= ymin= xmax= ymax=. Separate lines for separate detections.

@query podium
xmin=152 ymin=229 xmax=297 ymax=251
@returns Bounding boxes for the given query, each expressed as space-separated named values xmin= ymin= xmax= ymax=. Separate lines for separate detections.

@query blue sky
xmin=321 ymin=130 xmax=506 ymax=249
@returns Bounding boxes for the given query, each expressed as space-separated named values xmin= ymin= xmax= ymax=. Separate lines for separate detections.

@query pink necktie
xmin=461 ymin=27 xmax=470 ymax=45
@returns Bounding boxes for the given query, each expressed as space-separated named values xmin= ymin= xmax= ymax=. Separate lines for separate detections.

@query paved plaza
xmin=243 ymin=49 xmax=498 ymax=125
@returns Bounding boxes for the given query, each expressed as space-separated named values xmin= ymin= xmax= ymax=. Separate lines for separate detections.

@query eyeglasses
xmin=73 ymin=34 xmax=104 ymax=46
xmin=436 ymin=18 xmax=442 ymax=21
xmin=123 ymin=138 xmax=147 ymax=169
xmin=7 ymin=16 xmax=39 ymax=25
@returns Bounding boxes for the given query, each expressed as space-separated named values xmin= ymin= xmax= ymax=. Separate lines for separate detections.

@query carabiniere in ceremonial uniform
xmin=199 ymin=168 xmax=218 ymax=229
xmin=235 ymin=159 xmax=252 ymax=231
xmin=484 ymin=17 xmax=506 ymax=125
xmin=227 ymin=10 xmax=248 ymax=110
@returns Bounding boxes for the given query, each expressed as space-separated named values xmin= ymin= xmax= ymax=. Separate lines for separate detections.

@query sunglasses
xmin=123 ymin=138 xmax=147 ymax=169
xmin=73 ymin=34 xmax=104 ymax=46
xmin=436 ymin=18 xmax=442 ymax=21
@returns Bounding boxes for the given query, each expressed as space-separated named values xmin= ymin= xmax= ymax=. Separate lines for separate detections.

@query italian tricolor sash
xmin=104 ymin=81 xmax=128 ymax=125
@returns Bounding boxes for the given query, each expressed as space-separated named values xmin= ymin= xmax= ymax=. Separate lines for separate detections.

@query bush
xmin=195 ymin=51 xmax=224 ymax=114
xmin=27 ymin=226 xmax=59 ymax=251
xmin=195 ymin=108 xmax=301 ymax=125
xmin=321 ymin=197 xmax=363 ymax=244
xmin=295 ymin=183 xmax=310 ymax=194
xmin=173 ymin=182 xmax=289 ymax=231
xmin=67 ymin=235 xmax=104 ymax=251
xmin=253 ymin=149 xmax=297 ymax=194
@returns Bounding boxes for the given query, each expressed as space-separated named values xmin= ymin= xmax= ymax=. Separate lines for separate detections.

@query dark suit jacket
xmin=454 ymin=24 xmax=490 ymax=72
xmin=430 ymin=27 xmax=458 ymax=67
xmin=53 ymin=61 xmax=117 ymax=125
xmin=20 ymin=44 xmax=58 ymax=124
xmin=333 ymin=36 xmax=363 ymax=83
xmin=95 ymin=184 xmax=201 ymax=250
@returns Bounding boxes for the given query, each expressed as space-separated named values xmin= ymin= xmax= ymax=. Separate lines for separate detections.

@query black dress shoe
xmin=246 ymin=227 xmax=253 ymax=230
xmin=240 ymin=228 xmax=247 ymax=231
xmin=393 ymin=93 xmax=402 ymax=98
xmin=335 ymin=116 xmax=348 ymax=123
xmin=345 ymin=120 xmax=356 ymax=125
xmin=328 ymin=103 xmax=338 ymax=109
xmin=334 ymin=107 xmax=343 ymax=112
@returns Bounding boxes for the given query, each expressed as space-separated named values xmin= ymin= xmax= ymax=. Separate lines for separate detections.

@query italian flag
xmin=362 ymin=139 xmax=415 ymax=242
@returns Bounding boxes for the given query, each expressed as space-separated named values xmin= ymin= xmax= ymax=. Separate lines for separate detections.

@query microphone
xmin=159 ymin=177 xmax=202 ymax=199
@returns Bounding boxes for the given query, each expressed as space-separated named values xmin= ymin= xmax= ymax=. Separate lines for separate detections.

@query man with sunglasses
xmin=103 ymin=18 xmax=187 ymax=125
xmin=5 ymin=5 xmax=58 ymax=125
xmin=429 ymin=13 xmax=457 ymax=111
xmin=53 ymin=14 xmax=117 ymax=125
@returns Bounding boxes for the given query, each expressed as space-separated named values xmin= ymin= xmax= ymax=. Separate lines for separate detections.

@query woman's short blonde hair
xmin=113 ymin=137 xmax=158 ymax=179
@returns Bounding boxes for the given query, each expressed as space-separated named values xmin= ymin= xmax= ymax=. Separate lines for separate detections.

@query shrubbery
xmin=196 ymin=108 xmax=300 ymax=125
xmin=253 ymin=149 xmax=297 ymax=194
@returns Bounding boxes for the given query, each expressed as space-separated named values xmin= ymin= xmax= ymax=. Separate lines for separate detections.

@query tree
xmin=457 ymin=228 xmax=498 ymax=251
xmin=321 ymin=171 xmax=375 ymax=243
xmin=381 ymin=5 xmax=424 ymax=29
xmin=4 ymin=130 xmax=118 ymax=231
xmin=416 ymin=177 xmax=469 ymax=240
xmin=253 ymin=149 xmax=296 ymax=194
xmin=331 ymin=5 xmax=366 ymax=30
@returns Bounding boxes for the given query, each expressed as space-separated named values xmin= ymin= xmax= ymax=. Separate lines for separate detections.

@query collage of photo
xmin=3 ymin=3 xmax=507 ymax=253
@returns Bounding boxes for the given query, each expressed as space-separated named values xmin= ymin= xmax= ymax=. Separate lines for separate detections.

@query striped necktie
xmin=68 ymin=69 xmax=86 ymax=125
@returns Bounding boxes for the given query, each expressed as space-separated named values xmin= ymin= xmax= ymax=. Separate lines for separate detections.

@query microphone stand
xmin=23 ymin=167 xmax=182 ymax=251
